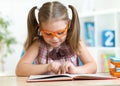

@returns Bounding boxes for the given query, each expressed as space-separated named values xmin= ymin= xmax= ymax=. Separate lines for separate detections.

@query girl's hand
xmin=58 ymin=61 xmax=77 ymax=74
xmin=48 ymin=62 xmax=61 ymax=74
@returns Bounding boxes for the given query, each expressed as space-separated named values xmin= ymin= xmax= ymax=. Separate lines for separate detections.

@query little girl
xmin=16 ymin=1 xmax=97 ymax=76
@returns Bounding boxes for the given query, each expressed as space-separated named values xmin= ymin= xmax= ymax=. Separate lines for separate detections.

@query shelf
xmin=79 ymin=10 xmax=120 ymax=72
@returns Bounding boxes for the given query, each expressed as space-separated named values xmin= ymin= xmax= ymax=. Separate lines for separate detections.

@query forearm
xmin=16 ymin=63 xmax=49 ymax=77
xmin=76 ymin=62 xmax=97 ymax=74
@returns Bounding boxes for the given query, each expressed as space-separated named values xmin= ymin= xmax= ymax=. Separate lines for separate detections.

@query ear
xmin=38 ymin=28 xmax=42 ymax=36
xmin=40 ymin=32 xmax=42 ymax=36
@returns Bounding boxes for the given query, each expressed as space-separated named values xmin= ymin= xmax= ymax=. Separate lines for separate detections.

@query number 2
xmin=105 ymin=31 xmax=114 ymax=46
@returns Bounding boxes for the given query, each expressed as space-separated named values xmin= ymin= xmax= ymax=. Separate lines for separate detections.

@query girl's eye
xmin=45 ymin=32 xmax=52 ymax=36
xmin=57 ymin=31 xmax=64 ymax=35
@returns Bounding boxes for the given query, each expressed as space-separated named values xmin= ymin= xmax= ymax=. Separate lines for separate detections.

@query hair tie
xmin=35 ymin=7 xmax=39 ymax=24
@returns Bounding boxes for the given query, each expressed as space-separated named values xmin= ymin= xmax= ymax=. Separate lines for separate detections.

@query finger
xmin=64 ymin=62 xmax=71 ymax=73
xmin=57 ymin=70 xmax=61 ymax=74
xmin=53 ymin=63 xmax=61 ymax=74
xmin=57 ymin=66 xmax=62 ymax=74
xmin=54 ymin=67 xmax=59 ymax=74
xmin=65 ymin=65 xmax=69 ymax=73
xmin=61 ymin=65 xmax=66 ymax=74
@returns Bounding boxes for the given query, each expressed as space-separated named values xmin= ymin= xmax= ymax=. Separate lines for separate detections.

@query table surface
xmin=0 ymin=73 xmax=120 ymax=86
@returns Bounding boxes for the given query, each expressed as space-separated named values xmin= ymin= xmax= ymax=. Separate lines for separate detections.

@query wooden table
xmin=0 ymin=76 xmax=120 ymax=86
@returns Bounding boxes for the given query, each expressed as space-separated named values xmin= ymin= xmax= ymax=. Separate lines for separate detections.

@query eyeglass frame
xmin=40 ymin=24 xmax=68 ymax=38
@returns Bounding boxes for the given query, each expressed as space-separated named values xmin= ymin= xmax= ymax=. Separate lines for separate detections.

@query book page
xmin=27 ymin=74 xmax=73 ymax=82
xmin=70 ymin=74 xmax=117 ymax=80
xmin=27 ymin=73 xmax=118 ymax=82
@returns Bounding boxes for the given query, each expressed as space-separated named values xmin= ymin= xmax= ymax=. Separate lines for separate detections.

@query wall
xmin=95 ymin=0 xmax=120 ymax=11
xmin=0 ymin=0 xmax=36 ymax=73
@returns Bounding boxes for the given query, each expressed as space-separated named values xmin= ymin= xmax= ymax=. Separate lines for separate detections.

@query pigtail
xmin=67 ymin=5 xmax=80 ymax=52
xmin=24 ymin=6 xmax=38 ymax=51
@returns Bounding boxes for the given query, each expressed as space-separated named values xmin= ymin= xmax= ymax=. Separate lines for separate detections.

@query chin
xmin=51 ymin=43 xmax=61 ymax=47
xmin=52 ymin=44 xmax=60 ymax=47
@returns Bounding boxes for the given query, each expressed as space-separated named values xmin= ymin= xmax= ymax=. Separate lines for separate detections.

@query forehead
xmin=41 ymin=20 xmax=68 ymax=31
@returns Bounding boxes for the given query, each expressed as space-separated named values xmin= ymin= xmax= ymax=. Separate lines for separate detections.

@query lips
xmin=52 ymin=42 xmax=59 ymax=44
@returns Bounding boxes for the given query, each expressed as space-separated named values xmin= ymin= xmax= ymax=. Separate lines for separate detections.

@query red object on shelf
xmin=110 ymin=68 xmax=120 ymax=77
xmin=109 ymin=58 xmax=120 ymax=77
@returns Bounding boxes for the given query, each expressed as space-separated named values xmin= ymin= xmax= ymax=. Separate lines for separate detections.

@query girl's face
xmin=40 ymin=20 xmax=68 ymax=47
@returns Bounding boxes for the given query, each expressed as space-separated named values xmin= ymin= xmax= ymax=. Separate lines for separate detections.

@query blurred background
xmin=0 ymin=0 xmax=120 ymax=76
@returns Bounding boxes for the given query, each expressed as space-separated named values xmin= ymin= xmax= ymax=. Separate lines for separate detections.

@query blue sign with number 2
xmin=102 ymin=30 xmax=115 ymax=47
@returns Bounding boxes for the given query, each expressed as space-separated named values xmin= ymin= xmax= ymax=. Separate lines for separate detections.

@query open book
xmin=27 ymin=73 xmax=118 ymax=82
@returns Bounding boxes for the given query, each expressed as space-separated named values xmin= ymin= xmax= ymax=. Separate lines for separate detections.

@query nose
xmin=51 ymin=36 xmax=59 ymax=40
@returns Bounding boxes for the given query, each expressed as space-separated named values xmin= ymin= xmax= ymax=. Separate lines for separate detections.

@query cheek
xmin=60 ymin=35 xmax=67 ymax=42
xmin=42 ymin=37 xmax=50 ymax=43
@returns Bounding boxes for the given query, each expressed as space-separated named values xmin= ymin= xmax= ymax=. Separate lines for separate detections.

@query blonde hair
xmin=24 ymin=1 xmax=80 ymax=52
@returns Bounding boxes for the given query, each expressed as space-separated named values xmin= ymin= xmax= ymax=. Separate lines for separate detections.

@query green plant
xmin=0 ymin=16 xmax=17 ymax=58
